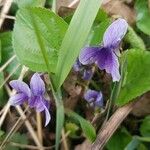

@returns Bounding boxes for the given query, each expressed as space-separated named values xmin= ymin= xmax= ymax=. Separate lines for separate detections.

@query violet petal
xmin=35 ymin=97 xmax=45 ymax=112
xmin=96 ymin=47 xmax=120 ymax=82
xmin=39 ymin=97 xmax=51 ymax=126
xmin=94 ymin=92 xmax=103 ymax=107
xmin=84 ymin=89 xmax=103 ymax=107
xmin=30 ymin=73 xmax=45 ymax=96
xmin=84 ymin=89 xmax=99 ymax=103
xmin=103 ymin=18 xmax=128 ymax=49
xmin=9 ymin=93 xmax=27 ymax=106
xmin=79 ymin=47 xmax=101 ymax=65
xmin=29 ymin=96 xmax=51 ymax=126
xmin=28 ymin=96 xmax=36 ymax=108
xmin=29 ymin=96 xmax=45 ymax=112
xmin=44 ymin=106 xmax=51 ymax=126
xmin=82 ymin=69 xmax=93 ymax=80
xmin=73 ymin=59 xmax=82 ymax=72
xmin=9 ymin=80 xmax=31 ymax=97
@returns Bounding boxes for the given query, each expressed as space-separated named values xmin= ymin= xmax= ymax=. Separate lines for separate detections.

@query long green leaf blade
xmin=56 ymin=104 xmax=64 ymax=150
xmin=54 ymin=0 xmax=103 ymax=89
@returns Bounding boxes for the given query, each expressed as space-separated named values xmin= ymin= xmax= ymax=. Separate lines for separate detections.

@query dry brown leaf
xmin=131 ymin=92 xmax=150 ymax=117
xmin=74 ymin=140 xmax=91 ymax=150
xmin=102 ymin=0 xmax=136 ymax=25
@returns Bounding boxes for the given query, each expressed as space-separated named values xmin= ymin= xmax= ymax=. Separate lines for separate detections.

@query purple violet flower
xmin=73 ymin=59 xmax=93 ymax=80
xmin=9 ymin=73 xmax=51 ymax=126
xmin=73 ymin=59 xmax=82 ymax=72
xmin=84 ymin=89 xmax=103 ymax=107
xmin=9 ymin=80 xmax=31 ymax=106
xmin=82 ymin=69 xmax=93 ymax=80
xmin=79 ymin=18 xmax=128 ymax=82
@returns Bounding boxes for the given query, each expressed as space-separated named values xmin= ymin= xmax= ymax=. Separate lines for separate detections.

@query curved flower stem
xmin=105 ymin=54 xmax=127 ymax=121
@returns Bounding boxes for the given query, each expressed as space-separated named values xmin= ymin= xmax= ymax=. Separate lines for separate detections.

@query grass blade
xmin=53 ymin=0 xmax=103 ymax=89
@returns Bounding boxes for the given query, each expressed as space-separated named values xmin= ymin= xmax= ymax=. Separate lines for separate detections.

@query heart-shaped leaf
xmin=13 ymin=7 xmax=68 ymax=73
xmin=135 ymin=0 xmax=150 ymax=35
xmin=116 ymin=49 xmax=150 ymax=105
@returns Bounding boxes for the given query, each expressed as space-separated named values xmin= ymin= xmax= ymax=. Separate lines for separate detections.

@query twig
xmin=0 ymin=0 xmax=13 ymax=29
xmin=0 ymin=0 xmax=4 ymax=6
xmin=0 ymin=55 xmax=16 ymax=73
xmin=3 ymin=15 xmax=16 ymax=20
xmin=0 ymin=106 xmax=5 ymax=115
xmin=16 ymin=106 xmax=44 ymax=149
xmin=61 ymin=129 xmax=69 ymax=150
xmin=0 ymin=64 xmax=21 ymax=88
xmin=9 ymin=131 xmax=71 ymax=150
xmin=36 ymin=112 xmax=43 ymax=145
xmin=0 ymin=102 xmax=10 ymax=127
xmin=10 ymin=142 xmax=45 ymax=150
xmin=91 ymin=101 xmax=137 ymax=150
xmin=0 ymin=107 xmax=29 ymax=150
xmin=68 ymin=0 xmax=79 ymax=8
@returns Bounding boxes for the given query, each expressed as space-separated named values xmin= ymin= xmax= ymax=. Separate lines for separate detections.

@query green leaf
xmin=116 ymin=49 xmax=150 ymax=106
xmin=0 ymin=130 xmax=5 ymax=137
xmin=137 ymin=143 xmax=148 ymax=150
xmin=135 ymin=0 xmax=150 ymax=35
xmin=125 ymin=137 xmax=140 ymax=150
xmin=0 ymin=32 xmax=21 ymax=79
xmin=124 ymin=26 xmax=145 ymax=50
xmin=95 ymin=9 xmax=108 ymax=24
xmin=140 ymin=116 xmax=150 ymax=137
xmin=5 ymin=133 xmax=28 ymax=150
xmin=54 ymin=0 xmax=103 ymax=89
xmin=0 ymin=40 xmax=1 ymax=63
xmin=14 ymin=0 xmax=46 ymax=8
xmin=56 ymin=102 xmax=64 ymax=150
xmin=136 ymin=136 xmax=150 ymax=142
xmin=125 ymin=136 xmax=150 ymax=150
xmin=107 ymin=128 xmax=132 ymax=150
xmin=13 ymin=7 xmax=68 ymax=73
xmin=49 ymin=88 xmax=64 ymax=150
xmin=66 ymin=110 xmax=96 ymax=142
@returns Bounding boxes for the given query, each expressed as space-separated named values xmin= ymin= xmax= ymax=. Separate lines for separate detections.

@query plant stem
xmin=105 ymin=55 xmax=127 ymax=121
xmin=48 ymin=82 xmax=64 ymax=150
xmin=90 ymin=80 xmax=100 ymax=91
xmin=36 ymin=112 xmax=43 ymax=145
